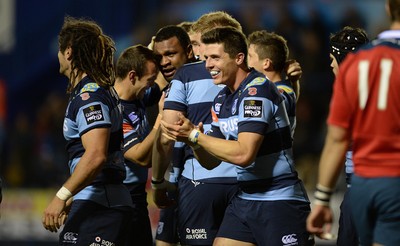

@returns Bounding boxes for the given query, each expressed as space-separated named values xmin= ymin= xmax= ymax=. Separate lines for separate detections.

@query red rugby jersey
xmin=328 ymin=31 xmax=400 ymax=178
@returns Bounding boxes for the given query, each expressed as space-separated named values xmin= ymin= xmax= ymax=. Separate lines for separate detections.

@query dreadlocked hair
xmin=58 ymin=16 xmax=116 ymax=93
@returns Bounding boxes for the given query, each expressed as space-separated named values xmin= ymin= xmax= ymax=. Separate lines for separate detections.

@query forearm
xmin=63 ymin=153 xmax=105 ymax=195
xmin=190 ymin=144 xmax=221 ymax=169
xmin=196 ymin=131 xmax=258 ymax=167
xmin=125 ymin=114 xmax=162 ymax=167
xmin=152 ymin=129 xmax=174 ymax=181
xmin=317 ymin=126 xmax=349 ymax=189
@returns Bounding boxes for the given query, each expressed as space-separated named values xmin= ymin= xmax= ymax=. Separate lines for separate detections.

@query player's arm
xmin=152 ymin=109 xmax=182 ymax=181
xmin=124 ymin=93 xmax=165 ymax=167
xmin=317 ymin=124 xmax=349 ymax=189
xmin=124 ymin=115 xmax=162 ymax=167
xmin=151 ymin=108 xmax=184 ymax=208
xmin=43 ymin=127 xmax=109 ymax=232
xmin=307 ymin=124 xmax=349 ymax=239
xmin=286 ymin=59 xmax=302 ymax=101
xmin=161 ymin=113 xmax=264 ymax=168
xmin=65 ymin=127 xmax=109 ymax=194
xmin=194 ymin=131 xmax=263 ymax=167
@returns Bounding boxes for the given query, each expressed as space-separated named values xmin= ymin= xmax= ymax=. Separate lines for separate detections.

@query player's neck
xmin=264 ymin=71 xmax=282 ymax=83
xmin=114 ymin=78 xmax=136 ymax=101
xmin=390 ymin=21 xmax=400 ymax=30
xmin=71 ymin=72 xmax=87 ymax=88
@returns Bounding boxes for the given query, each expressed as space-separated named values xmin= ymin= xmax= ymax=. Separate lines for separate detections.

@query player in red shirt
xmin=307 ymin=1 xmax=400 ymax=245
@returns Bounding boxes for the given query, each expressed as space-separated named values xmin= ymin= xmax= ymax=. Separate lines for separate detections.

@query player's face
xmin=204 ymin=43 xmax=237 ymax=87
xmin=58 ymin=48 xmax=71 ymax=78
xmin=153 ymin=36 xmax=189 ymax=82
xmin=330 ymin=53 xmax=339 ymax=77
xmin=190 ymin=32 xmax=202 ymax=60
xmin=247 ymin=44 xmax=264 ymax=74
xmin=135 ymin=61 xmax=158 ymax=99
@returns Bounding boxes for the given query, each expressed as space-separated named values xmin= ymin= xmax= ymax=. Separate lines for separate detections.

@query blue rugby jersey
xmin=121 ymin=99 xmax=151 ymax=184
xmin=164 ymin=61 xmax=237 ymax=183
xmin=209 ymin=69 xmax=309 ymax=202
xmin=275 ymin=80 xmax=297 ymax=137
xmin=63 ymin=77 xmax=132 ymax=207
xmin=121 ymin=84 xmax=161 ymax=184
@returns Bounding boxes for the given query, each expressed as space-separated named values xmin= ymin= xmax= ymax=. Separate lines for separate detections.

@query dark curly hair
xmin=330 ymin=26 xmax=369 ymax=64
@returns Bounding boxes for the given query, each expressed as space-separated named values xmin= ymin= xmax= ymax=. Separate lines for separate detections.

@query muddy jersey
xmin=63 ymin=77 xmax=132 ymax=207
xmin=209 ymin=69 xmax=309 ymax=202
xmin=164 ymin=61 xmax=237 ymax=183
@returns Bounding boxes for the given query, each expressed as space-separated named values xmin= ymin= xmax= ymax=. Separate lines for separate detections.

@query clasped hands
xmin=160 ymin=113 xmax=204 ymax=144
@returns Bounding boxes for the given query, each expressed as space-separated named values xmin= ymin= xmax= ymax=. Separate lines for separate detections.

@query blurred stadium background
xmin=0 ymin=0 xmax=387 ymax=245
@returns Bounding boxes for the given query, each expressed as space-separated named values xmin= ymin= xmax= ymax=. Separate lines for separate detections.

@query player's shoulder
xmin=174 ymin=60 xmax=210 ymax=82
xmin=276 ymin=81 xmax=294 ymax=95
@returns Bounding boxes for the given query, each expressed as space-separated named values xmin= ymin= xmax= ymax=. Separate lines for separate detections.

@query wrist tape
xmin=313 ymin=184 xmax=333 ymax=206
xmin=56 ymin=186 xmax=73 ymax=201
xmin=188 ymin=129 xmax=200 ymax=144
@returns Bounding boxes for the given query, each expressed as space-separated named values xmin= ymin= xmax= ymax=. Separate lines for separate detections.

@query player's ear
xmin=129 ymin=70 xmax=137 ymax=85
xmin=236 ymin=52 xmax=246 ymax=65
xmin=187 ymin=44 xmax=194 ymax=60
xmin=263 ymin=58 xmax=273 ymax=71
xmin=65 ymin=46 xmax=72 ymax=61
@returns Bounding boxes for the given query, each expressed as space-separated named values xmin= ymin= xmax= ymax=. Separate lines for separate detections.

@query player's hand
xmin=160 ymin=113 xmax=195 ymax=143
xmin=152 ymin=181 xmax=177 ymax=209
xmin=42 ymin=196 xmax=67 ymax=233
xmin=158 ymin=91 xmax=166 ymax=115
xmin=306 ymin=204 xmax=335 ymax=240
xmin=285 ymin=59 xmax=302 ymax=83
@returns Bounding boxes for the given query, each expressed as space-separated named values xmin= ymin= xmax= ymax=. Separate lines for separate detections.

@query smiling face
xmin=204 ymin=43 xmax=238 ymax=88
xmin=153 ymin=36 xmax=189 ymax=82
xmin=135 ymin=61 xmax=158 ymax=99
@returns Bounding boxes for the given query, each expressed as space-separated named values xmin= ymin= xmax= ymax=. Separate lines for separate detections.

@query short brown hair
xmin=247 ymin=30 xmax=289 ymax=72
xmin=191 ymin=11 xmax=242 ymax=35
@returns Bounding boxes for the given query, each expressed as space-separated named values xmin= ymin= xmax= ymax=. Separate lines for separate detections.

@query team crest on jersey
xmin=244 ymin=77 xmax=266 ymax=90
xmin=277 ymin=85 xmax=294 ymax=94
xmin=247 ymin=87 xmax=257 ymax=96
xmin=83 ymin=104 xmax=104 ymax=124
xmin=80 ymin=92 xmax=90 ymax=101
xmin=243 ymin=100 xmax=262 ymax=118
xmin=232 ymin=99 xmax=238 ymax=114
xmin=80 ymin=83 xmax=99 ymax=93
xmin=128 ymin=112 xmax=139 ymax=125
xmin=214 ymin=103 xmax=222 ymax=113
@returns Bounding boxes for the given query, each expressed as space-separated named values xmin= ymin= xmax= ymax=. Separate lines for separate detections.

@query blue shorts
xmin=217 ymin=197 xmax=313 ymax=246
xmin=124 ymin=183 xmax=153 ymax=246
xmin=178 ymin=177 xmax=238 ymax=245
xmin=155 ymin=187 xmax=179 ymax=243
xmin=337 ymin=188 xmax=358 ymax=246
xmin=350 ymin=175 xmax=400 ymax=246
xmin=60 ymin=200 xmax=133 ymax=245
